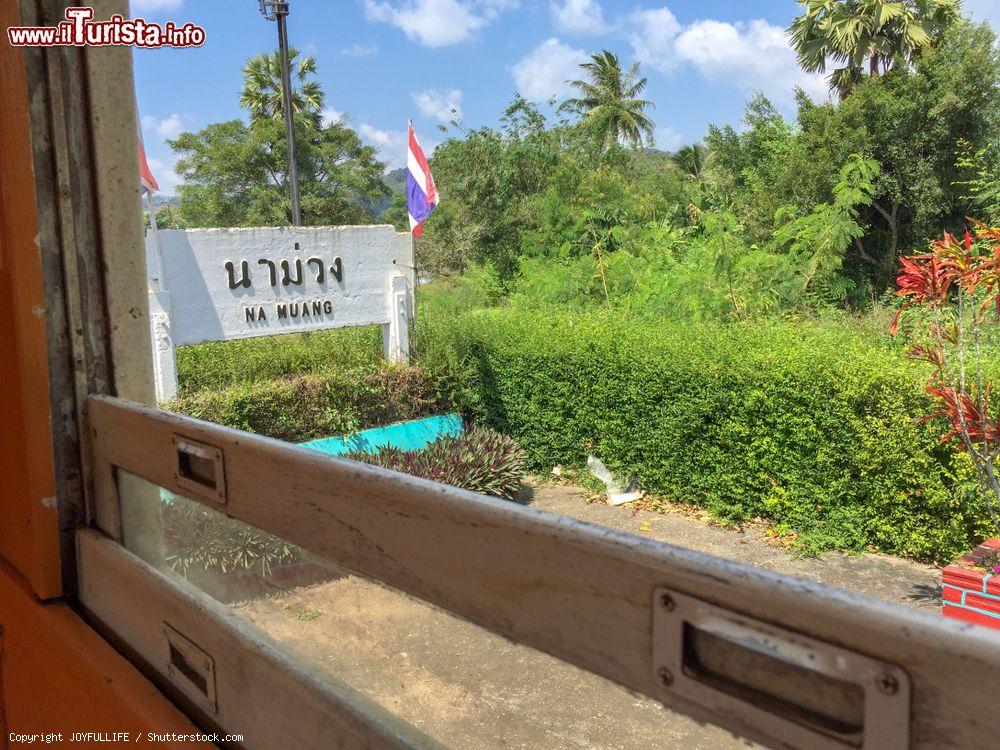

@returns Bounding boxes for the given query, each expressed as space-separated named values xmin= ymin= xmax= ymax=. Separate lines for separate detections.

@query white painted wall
xmin=146 ymin=225 xmax=414 ymax=401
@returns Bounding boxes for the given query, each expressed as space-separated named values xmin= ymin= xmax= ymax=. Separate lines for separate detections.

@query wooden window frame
xmin=19 ymin=1 xmax=1000 ymax=748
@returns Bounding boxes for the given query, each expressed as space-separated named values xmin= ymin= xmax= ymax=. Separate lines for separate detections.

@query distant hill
xmin=365 ymin=167 xmax=407 ymax=219
xmin=384 ymin=167 xmax=406 ymax=194
xmin=151 ymin=193 xmax=179 ymax=206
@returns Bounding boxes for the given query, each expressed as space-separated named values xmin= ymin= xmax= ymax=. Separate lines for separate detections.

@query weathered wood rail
xmin=84 ymin=394 xmax=1000 ymax=749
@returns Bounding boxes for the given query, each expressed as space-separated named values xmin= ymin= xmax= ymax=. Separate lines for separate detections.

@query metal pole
xmin=274 ymin=3 xmax=301 ymax=225
xmin=146 ymin=191 xmax=165 ymax=292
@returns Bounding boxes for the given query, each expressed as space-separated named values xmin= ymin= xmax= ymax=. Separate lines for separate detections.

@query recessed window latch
xmin=172 ymin=434 xmax=226 ymax=505
xmin=163 ymin=623 xmax=217 ymax=714
xmin=652 ymin=588 xmax=910 ymax=750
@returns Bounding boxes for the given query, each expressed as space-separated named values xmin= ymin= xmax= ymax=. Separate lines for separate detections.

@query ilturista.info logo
xmin=7 ymin=6 xmax=205 ymax=47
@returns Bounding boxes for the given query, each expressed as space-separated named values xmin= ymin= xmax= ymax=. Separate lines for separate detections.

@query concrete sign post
xmin=145 ymin=225 xmax=415 ymax=401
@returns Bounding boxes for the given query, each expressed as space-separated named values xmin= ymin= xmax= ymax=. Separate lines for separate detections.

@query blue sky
xmin=133 ymin=0 xmax=1000 ymax=194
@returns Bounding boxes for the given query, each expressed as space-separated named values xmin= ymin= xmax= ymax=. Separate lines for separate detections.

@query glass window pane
xmin=119 ymin=472 xmax=758 ymax=748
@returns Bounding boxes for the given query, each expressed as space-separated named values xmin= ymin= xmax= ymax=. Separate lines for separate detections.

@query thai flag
xmin=138 ymin=131 xmax=159 ymax=195
xmin=406 ymin=121 xmax=438 ymax=237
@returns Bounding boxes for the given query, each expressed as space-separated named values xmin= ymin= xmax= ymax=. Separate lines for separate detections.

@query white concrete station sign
xmin=146 ymin=225 xmax=415 ymax=401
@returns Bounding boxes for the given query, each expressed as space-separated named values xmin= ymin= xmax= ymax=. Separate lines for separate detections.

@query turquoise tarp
xmin=301 ymin=413 xmax=464 ymax=456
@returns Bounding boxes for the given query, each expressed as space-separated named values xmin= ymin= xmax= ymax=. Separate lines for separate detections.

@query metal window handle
xmin=171 ymin=435 xmax=227 ymax=505
xmin=652 ymin=588 xmax=910 ymax=750
xmin=163 ymin=623 xmax=217 ymax=714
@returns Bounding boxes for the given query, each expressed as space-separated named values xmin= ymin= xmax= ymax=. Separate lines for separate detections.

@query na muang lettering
xmin=245 ymin=299 xmax=335 ymax=323
xmin=277 ymin=299 xmax=335 ymax=319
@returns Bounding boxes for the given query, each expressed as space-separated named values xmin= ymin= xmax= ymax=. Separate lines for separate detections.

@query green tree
xmin=170 ymin=49 xmax=387 ymax=227
xmin=239 ymin=48 xmax=325 ymax=127
xmin=144 ymin=203 xmax=185 ymax=230
xmin=420 ymin=97 xmax=567 ymax=277
xmin=772 ymin=154 xmax=880 ymax=303
xmin=955 ymin=138 xmax=1000 ymax=223
xmin=671 ymin=143 xmax=710 ymax=181
xmin=789 ymin=0 xmax=961 ymax=97
xmin=563 ymin=51 xmax=655 ymax=150
xmin=170 ymin=114 xmax=387 ymax=227
xmin=710 ymin=19 xmax=1000 ymax=297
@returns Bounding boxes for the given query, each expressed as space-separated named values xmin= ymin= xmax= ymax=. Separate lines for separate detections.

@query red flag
xmin=138 ymin=132 xmax=159 ymax=195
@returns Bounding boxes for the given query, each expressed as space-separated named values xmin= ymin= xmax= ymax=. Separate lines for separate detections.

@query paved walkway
xmin=233 ymin=482 xmax=941 ymax=749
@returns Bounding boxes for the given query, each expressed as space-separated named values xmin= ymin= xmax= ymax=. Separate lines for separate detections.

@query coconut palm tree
xmin=240 ymin=48 xmax=325 ymax=127
xmin=788 ymin=0 xmax=961 ymax=98
xmin=672 ymin=143 xmax=710 ymax=181
xmin=563 ymin=50 xmax=655 ymax=151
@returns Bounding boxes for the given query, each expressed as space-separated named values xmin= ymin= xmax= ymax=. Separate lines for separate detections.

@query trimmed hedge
xmin=423 ymin=309 xmax=993 ymax=562
xmin=175 ymin=326 xmax=384 ymax=396
xmin=171 ymin=365 xmax=450 ymax=443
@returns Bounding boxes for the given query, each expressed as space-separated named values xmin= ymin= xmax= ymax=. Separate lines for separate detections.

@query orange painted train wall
xmin=0 ymin=2 xmax=203 ymax=743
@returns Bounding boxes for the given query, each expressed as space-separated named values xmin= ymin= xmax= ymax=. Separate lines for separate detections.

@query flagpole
xmin=409 ymin=231 xmax=418 ymax=356
xmin=146 ymin=191 xmax=165 ymax=292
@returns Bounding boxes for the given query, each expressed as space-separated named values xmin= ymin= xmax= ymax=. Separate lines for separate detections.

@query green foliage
xmin=788 ymin=0 xmax=962 ymax=96
xmin=171 ymin=365 xmax=450 ymax=443
xmin=420 ymin=98 xmax=567 ymax=277
xmin=421 ymin=308 xmax=994 ymax=562
xmin=164 ymin=496 xmax=300 ymax=578
xmin=169 ymin=50 xmax=387 ymax=228
xmin=174 ymin=326 xmax=384 ymax=396
xmin=170 ymin=116 xmax=388 ymax=227
xmin=347 ymin=426 xmax=528 ymax=500
xmin=562 ymin=50 xmax=655 ymax=150
xmin=954 ymin=138 xmax=1000 ymax=222
xmin=426 ymin=21 xmax=999 ymax=308
xmin=772 ymin=154 xmax=880 ymax=304
xmin=240 ymin=48 xmax=325 ymax=126
xmin=144 ymin=203 xmax=185 ymax=230
xmin=708 ymin=20 xmax=1000 ymax=296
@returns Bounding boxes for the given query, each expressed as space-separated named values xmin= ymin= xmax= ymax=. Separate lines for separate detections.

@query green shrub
xmin=175 ymin=326 xmax=384 ymax=396
xmin=421 ymin=308 xmax=994 ymax=562
xmin=163 ymin=496 xmax=301 ymax=578
xmin=347 ymin=426 xmax=528 ymax=500
xmin=170 ymin=364 xmax=450 ymax=443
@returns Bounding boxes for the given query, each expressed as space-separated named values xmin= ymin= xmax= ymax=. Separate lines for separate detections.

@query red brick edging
xmin=942 ymin=538 xmax=1000 ymax=630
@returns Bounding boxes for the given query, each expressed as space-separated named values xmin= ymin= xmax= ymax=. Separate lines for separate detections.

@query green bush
xmin=421 ymin=308 xmax=994 ymax=562
xmin=347 ymin=426 xmax=528 ymax=500
xmin=170 ymin=364 xmax=450 ymax=443
xmin=163 ymin=496 xmax=301 ymax=578
xmin=175 ymin=326 xmax=384 ymax=396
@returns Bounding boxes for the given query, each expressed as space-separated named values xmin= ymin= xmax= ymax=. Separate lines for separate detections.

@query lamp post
xmin=258 ymin=0 xmax=302 ymax=225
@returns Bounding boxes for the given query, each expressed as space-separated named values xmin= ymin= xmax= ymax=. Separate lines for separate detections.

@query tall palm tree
xmin=788 ymin=0 xmax=961 ymax=98
xmin=563 ymin=50 xmax=655 ymax=151
xmin=240 ymin=48 xmax=326 ymax=127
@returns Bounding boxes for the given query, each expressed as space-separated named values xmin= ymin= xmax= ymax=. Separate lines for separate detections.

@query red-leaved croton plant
xmin=891 ymin=222 xmax=1000 ymax=532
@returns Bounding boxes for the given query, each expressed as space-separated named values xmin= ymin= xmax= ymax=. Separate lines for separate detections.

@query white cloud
xmin=141 ymin=113 xmax=185 ymax=141
xmin=628 ymin=7 xmax=681 ymax=74
xmin=362 ymin=0 xmax=511 ymax=46
xmin=674 ymin=19 xmax=828 ymax=104
xmin=510 ymin=38 xmax=589 ymax=102
xmin=131 ymin=0 xmax=184 ymax=13
xmin=358 ymin=123 xmax=439 ymax=169
xmin=358 ymin=123 xmax=410 ymax=168
xmin=551 ymin=0 xmax=609 ymax=35
xmin=964 ymin=0 xmax=1000 ymax=29
xmin=341 ymin=43 xmax=378 ymax=56
xmin=626 ymin=10 xmax=831 ymax=105
xmin=321 ymin=108 xmax=345 ymax=127
xmin=654 ymin=126 xmax=684 ymax=151
xmin=412 ymin=88 xmax=463 ymax=122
